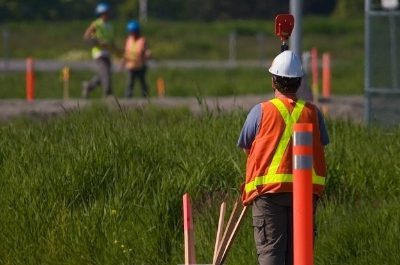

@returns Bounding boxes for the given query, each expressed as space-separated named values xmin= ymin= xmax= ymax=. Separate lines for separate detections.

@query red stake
xmin=322 ymin=53 xmax=331 ymax=99
xmin=26 ymin=57 xmax=35 ymax=102
xmin=183 ymin=193 xmax=196 ymax=265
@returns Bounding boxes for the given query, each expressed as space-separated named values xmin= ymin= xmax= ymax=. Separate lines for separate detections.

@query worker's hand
xmin=145 ymin=49 xmax=152 ymax=59
xmin=98 ymin=42 xmax=111 ymax=49
xmin=85 ymin=38 xmax=98 ymax=46
xmin=117 ymin=61 xmax=125 ymax=72
xmin=239 ymin=182 xmax=245 ymax=194
xmin=113 ymin=47 xmax=124 ymax=58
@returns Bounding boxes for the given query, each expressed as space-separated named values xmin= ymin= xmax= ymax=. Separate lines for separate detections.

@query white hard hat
xmin=268 ymin=50 xmax=304 ymax=78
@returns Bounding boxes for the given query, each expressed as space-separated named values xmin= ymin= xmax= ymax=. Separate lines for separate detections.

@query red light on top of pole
xmin=275 ymin=14 xmax=295 ymax=41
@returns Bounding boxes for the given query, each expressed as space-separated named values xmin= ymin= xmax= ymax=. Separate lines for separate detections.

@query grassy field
xmin=0 ymin=16 xmax=364 ymax=97
xmin=0 ymin=105 xmax=399 ymax=264
xmin=0 ymin=68 xmax=271 ymax=99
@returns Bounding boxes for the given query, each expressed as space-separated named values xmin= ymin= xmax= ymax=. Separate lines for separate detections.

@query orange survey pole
xmin=183 ymin=193 xmax=196 ymax=265
xmin=157 ymin=77 xmax=165 ymax=97
xmin=293 ymin=123 xmax=313 ymax=265
xmin=26 ymin=57 xmax=35 ymax=102
xmin=322 ymin=53 xmax=331 ymax=100
xmin=62 ymin=66 xmax=70 ymax=100
xmin=310 ymin=47 xmax=319 ymax=100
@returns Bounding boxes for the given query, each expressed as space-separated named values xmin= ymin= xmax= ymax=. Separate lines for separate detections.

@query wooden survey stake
xmin=213 ymin=197 xmax=248 ymax=265
xmin=213 ymin=202 xmax=226 ymax=264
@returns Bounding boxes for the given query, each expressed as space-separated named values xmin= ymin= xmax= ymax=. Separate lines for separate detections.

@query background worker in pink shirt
xmin=121 ymin=20 xmax=151 ymax=98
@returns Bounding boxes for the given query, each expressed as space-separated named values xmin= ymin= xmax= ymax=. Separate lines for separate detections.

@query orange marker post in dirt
xmin=157 ymin=77 xmax=165 ymax=97
xmin=293 ymin=123 xmax=313 ymax=265
xmin=322 ymin=53 xmax=331 ymax=100
xmin=26 ymin=57 xmax=35 ymax=102
xmin=183 ymin=193 xmax=196 ymax=265
xmin=310 ymin=47 xmax=319 ymax=100
xmin=62 ymin=66 xmax=70 ymax=100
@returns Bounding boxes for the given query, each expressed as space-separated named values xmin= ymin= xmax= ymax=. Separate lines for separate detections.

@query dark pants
xmin=125 ymin=66 xmax=148 ymax=98
xmin=86 ymin=56 xmax=113 ymax=96
xmin=252 ymin=193 xmax=318 ymax=265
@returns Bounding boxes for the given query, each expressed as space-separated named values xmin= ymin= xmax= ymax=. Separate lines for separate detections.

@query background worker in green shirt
xmin=82 ymin=2 xmax=116 ymax=99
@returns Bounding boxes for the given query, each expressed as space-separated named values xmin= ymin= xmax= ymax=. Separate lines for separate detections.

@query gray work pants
xmin=87 ymin=56 xmax=113 ymax=96
xmin=252 ymin=193 xmax=318 ymax=265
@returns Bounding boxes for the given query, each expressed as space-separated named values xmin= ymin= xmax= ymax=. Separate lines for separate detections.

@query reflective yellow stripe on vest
xmin=245 ymin=99 xmax=325 ymax=193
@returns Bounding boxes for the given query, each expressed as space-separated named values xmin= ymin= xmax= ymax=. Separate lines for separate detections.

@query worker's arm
xmin=83 ymin=22 xmax=100 ymax=47
xmin=317 ymin=108 xmax=330 ymax=146
xmin=237 ymin=104 xmax=261 ymax=151
xmin=144 ymin=39 xmax=152 ymax=59
xmin=118 ymin=56 xmax=126 ymax=71
xmin=83 ymin=22 xmax=96 ymax=40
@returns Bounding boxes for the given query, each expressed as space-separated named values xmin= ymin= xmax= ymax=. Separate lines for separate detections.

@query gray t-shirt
xmin=237 ymin=103 xmax=330 ymax=150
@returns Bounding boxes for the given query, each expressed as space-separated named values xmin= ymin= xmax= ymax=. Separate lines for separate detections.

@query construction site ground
xmin=0 ymin=94 xmax=364 ymax=123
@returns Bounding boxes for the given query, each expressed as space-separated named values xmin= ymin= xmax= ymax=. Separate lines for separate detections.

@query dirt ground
xmin=0 ymin=94 xmax=364 ymax=123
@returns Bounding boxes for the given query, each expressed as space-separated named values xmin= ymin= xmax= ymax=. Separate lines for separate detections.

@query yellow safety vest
xmin=91 ymin=18 xmax=114 ymax=59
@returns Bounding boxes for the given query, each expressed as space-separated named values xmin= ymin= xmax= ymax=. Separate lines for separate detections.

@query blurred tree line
xmin=0 ymin=0 xmax=363 ymax=21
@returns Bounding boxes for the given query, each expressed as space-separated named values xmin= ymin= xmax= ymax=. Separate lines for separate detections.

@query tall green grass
xmin=1 ymin=106 xmax=398 ymax=264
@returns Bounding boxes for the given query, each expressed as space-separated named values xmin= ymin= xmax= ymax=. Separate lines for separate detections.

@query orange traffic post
xmin=293 ymin=123 xmax=313 ymax=265
xmin=310 ymin=47 xmax=319 ymax=100
xmin=62 ymin=66 xmax=70 ymax=100
xmin=322 ymin=52 xmax=331 ymax=100
xmin=26 ymin=57 xmax=35 ymax=102
xmin=183 ymin=193 xmax=196 ymax=265
xmin=157 ymin=77 xmax=165 ymax=97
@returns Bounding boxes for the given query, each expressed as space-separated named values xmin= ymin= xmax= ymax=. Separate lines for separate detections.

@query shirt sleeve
xmin=237 ymin=104 xmax=262 ymax=149
xmin=317 ymin=109 xmax=330 ymax=146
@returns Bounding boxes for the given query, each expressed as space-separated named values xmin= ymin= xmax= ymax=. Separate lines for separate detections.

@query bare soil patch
xmin=0 ymin=95 xmax=364 ymax=123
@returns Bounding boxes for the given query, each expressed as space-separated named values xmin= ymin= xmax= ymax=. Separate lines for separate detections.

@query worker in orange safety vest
xmin=237 ymin=50 xmax=329 ymax=265
xmin=120 ymin=20 xmax=151 ymax=98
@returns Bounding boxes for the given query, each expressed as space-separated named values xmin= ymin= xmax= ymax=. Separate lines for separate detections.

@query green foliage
xmin=0 ymin=0 xmax=336 ymax=21
xmin=116 ymin=0 xmax=139 ymax=20
xmin=333 ymin=0 xmax=364 ymax=18
xmin=0 ymin=17 xmax=365 ymax=97
xmin=0 ymin=107 xmax=400 ymax=264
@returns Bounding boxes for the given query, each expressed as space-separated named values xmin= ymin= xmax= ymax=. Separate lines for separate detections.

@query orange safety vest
xmin=124 ymin=36 xmax=147 ymax=70
xmin=242 ymin=98 xmax=327 ymax=205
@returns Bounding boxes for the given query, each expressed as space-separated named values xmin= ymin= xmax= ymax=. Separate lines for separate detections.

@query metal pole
xmin=290 ymin=0 xmax=302 ymax=58
xmin=256 ymin=32 xmax=266 ymax=61
xmin=229 ymin=31 xmax=237 ymax=66
xmin=2 ymin=29 xmax=10 ymax=71
xmin=290 ymin=0 xmax=313 ymax=101
xmin=364 ymin=0 xmax=371 ymax=124
xmin=139 ymin=0 xmax=148 ymax=22
xmin=389 ymin=14 xmax=398 ymax=89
